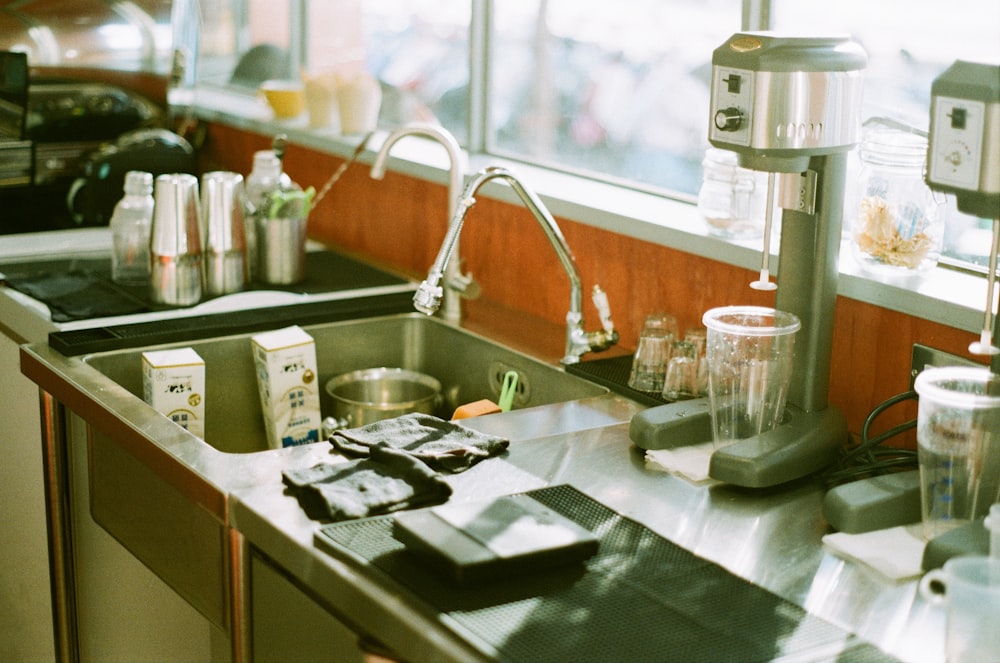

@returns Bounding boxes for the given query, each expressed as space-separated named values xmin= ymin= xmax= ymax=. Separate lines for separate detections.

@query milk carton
xmin=251 ymin=325 xmax=322 ymax=448
xmin=142 ymin=348 xmax=205 ymax=438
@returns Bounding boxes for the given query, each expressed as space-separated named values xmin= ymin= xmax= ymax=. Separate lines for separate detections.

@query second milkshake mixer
xmin=631 ymin=33 xmax=868 ymax=487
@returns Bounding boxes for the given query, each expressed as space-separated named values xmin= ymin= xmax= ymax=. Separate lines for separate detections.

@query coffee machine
xmin=631 ymin=33 xmax=867 ymax=488
xmin=0 ymin=50 xmax=179 ymax=235
xmin=0 ymin=51 xmax=31 ymax=189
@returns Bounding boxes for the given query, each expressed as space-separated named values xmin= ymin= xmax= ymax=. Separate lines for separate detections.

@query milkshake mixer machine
xmin=926 ymin=60 xmax=1000 ymax=363
xmin=631 ymin=33 xmax=868 ymax=487
xmin=915 ymin=60 xmax=1000 ymax=568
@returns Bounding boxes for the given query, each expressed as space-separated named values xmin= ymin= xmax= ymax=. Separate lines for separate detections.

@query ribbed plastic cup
xmin=702 ymin=306 xmax=801 ymax=447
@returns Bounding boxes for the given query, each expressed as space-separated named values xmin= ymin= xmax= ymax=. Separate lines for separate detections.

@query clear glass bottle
xmin=697 ymin=148 xmax=766 ymax=240
xmin=850 ymin=119 xmax=944 ymax=278
xmin=243 ymin=150 xmax=292 ymax=281
xmin=110 ymin=170 xmax=154 ymax=286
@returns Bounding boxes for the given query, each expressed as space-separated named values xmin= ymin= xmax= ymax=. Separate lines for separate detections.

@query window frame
xmin=187 ymin=0 xmax=994 ymax=340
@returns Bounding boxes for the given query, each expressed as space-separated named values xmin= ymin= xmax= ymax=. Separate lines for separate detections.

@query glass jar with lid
xmin=850 ymin=118 xmax=945 ymax=279
xmin=697 ymin=148 xmax=766 ymax=240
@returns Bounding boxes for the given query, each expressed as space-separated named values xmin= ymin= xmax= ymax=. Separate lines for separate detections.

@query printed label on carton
xmin=251 ymin=325 xmax=322 ymax=449
xmin=142 ymin=348 xmax=205 ymax=438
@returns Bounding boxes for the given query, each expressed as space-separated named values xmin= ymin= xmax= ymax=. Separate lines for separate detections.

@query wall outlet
xmin=909 ymin=343 xmax=982 ymax=388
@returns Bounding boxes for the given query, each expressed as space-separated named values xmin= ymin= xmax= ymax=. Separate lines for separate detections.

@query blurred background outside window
xmin=0 ymin=0 xmax=173 ymax=71
xmin=2 ymin=0 xmax=998 ymax=270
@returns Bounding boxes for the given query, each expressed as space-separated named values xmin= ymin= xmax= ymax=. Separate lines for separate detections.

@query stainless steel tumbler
xmin=201 ymin=171 xmax=248 ymax=296
xmin=257 ymin=214 xmax=307 ymax=285
xmin=150 ymin=173 xmax=202 ymax=306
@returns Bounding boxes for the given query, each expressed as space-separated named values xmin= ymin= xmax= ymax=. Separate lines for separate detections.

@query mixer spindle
xmin=969 ymin=218 xmax=1000 ymax=356
xmin=750 ymin=172 xmax=778 ymax=291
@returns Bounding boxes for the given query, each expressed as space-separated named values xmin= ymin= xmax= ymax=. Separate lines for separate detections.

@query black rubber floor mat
xmin=316 ymin=484 xmax=895 ymax=662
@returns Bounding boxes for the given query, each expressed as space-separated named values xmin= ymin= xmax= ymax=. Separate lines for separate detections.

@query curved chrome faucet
xmin=370 ymin=123 xmax=478 ymax=325
xmin=414 ymin=165 xmax=619 ymax=364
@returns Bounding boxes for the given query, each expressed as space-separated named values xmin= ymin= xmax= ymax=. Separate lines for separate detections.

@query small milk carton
xmin=142 ymin=348 xmax=205 ymax=438
xmin=251 ymin=325 xmax=322 ymax=449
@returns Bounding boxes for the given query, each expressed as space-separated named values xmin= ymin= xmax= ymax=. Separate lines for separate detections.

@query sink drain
xmin=487 ymin=361 xmax=530 ymax=407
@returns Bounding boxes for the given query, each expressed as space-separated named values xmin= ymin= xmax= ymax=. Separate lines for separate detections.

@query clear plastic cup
xmin=702 ymin=306 xmax=800 ymax=447
xmin=914 ymin=366 xmax=1000 ymax=540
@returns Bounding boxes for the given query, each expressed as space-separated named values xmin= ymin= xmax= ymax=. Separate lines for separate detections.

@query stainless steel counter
xmin=230 ymin=414 xmax=945 ymax=663
xmin=8 ymin=231 xmax=945 ymax=663
xmin=20 ymin=328 xmax=946 ymax=662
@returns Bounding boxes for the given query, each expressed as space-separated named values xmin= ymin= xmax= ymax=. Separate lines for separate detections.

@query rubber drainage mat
xmin=5 ymin=271 xmax=150 ymax=322
xmin=566 ymin=355 xmax=668 ymax=407
xmin=316 ymin=484 xmax=896 ymax=663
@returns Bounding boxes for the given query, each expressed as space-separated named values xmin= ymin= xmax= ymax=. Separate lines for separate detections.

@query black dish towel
xmin=330 ymin=412 xmax=510 ymax=473
xmin=282 ymin=443 xmax=453 ymax=522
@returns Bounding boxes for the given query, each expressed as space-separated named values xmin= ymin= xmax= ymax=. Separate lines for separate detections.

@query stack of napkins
xmin=644 ymin=441 xmax=718 ymax=485
xmin=822 ymin=524 xmax=926 ymax=581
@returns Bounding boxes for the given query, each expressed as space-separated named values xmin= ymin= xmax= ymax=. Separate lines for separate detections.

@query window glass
xmin=771 ymin=0 xmax=1000 ymax=269
xmin=358 ymin=0 xmax=470 ymax=139
xmin=772 ymin=1 xmax=1000 ymax=129
xmin=195 ymin=0 xmax=292 ymax=90
xmin=0 ymin=0 xmax=172 ymax=71
xmin=490 ymin=0 xmax=742 ymax=197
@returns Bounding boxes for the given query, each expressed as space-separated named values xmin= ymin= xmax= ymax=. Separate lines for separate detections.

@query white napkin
xmin=822 ymin=523 xmax=926 ymax=581
xmin=645 ymin=441 xmax=719 ymax=485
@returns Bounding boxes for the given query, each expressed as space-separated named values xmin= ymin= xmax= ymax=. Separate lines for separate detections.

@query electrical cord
xmin=823 ymin=389 xmax=919 ymax=487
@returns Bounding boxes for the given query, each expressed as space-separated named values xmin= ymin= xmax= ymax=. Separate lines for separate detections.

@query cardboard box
xmin=251 ymin=325 xmax=322 ymax=448
xmin=142 ymin=348 xmax=205 ymax=438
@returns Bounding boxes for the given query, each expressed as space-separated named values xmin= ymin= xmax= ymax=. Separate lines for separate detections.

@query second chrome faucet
xmin=414 ymin=165 xmax=619 ymax=365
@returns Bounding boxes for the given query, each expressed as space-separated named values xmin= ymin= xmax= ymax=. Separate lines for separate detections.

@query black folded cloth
xmin=282 ymin=444 xmax=452 ymax=522
xmin=330 ymin=412 xmax=510 ymax=473
xmin=5 ymin=270 xmax=150 ymax=322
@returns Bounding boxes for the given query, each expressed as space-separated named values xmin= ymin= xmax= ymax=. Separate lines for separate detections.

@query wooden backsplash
xmin=200 ymin=122 xmax=985 ymax=447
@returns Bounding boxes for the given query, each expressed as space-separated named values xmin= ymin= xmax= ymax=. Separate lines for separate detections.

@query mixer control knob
xmin=714 ymin=107 xmax=743 ymax=132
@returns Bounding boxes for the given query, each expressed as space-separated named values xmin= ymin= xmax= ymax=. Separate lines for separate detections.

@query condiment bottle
xmin=110 ymin=170 xmax=155 ymax=286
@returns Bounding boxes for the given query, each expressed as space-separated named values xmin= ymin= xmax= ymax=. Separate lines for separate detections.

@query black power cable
xmin=823 ymin=390 xmax=919 ymax=487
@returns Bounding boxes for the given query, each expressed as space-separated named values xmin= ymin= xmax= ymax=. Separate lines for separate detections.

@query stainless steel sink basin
xmin=22 ymin=289 xmax=637 ymax=652
xmin=83 ymin=313 xmax=610 ymax=454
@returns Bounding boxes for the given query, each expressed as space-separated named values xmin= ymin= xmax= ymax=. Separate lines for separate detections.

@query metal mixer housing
xmin=709 ymin=33 xmax=867 ymax=172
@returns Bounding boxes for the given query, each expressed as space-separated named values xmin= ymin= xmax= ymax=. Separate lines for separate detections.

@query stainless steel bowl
xmin=324 ymin=367 xmax=441 ymax=428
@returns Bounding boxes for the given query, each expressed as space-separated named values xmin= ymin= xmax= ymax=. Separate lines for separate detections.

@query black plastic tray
xmin=47 ymin=290 xmax=415 ymax=356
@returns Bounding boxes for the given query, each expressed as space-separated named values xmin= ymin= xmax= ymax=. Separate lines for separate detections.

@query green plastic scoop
xmin=267 ymin=186 xmax=316 ymax=219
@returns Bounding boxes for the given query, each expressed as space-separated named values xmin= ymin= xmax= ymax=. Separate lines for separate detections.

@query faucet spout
xmin=370 ymin=123 xmax=476 ymax=325
xmin=415 ymin=165 xmax=618 ymax=364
